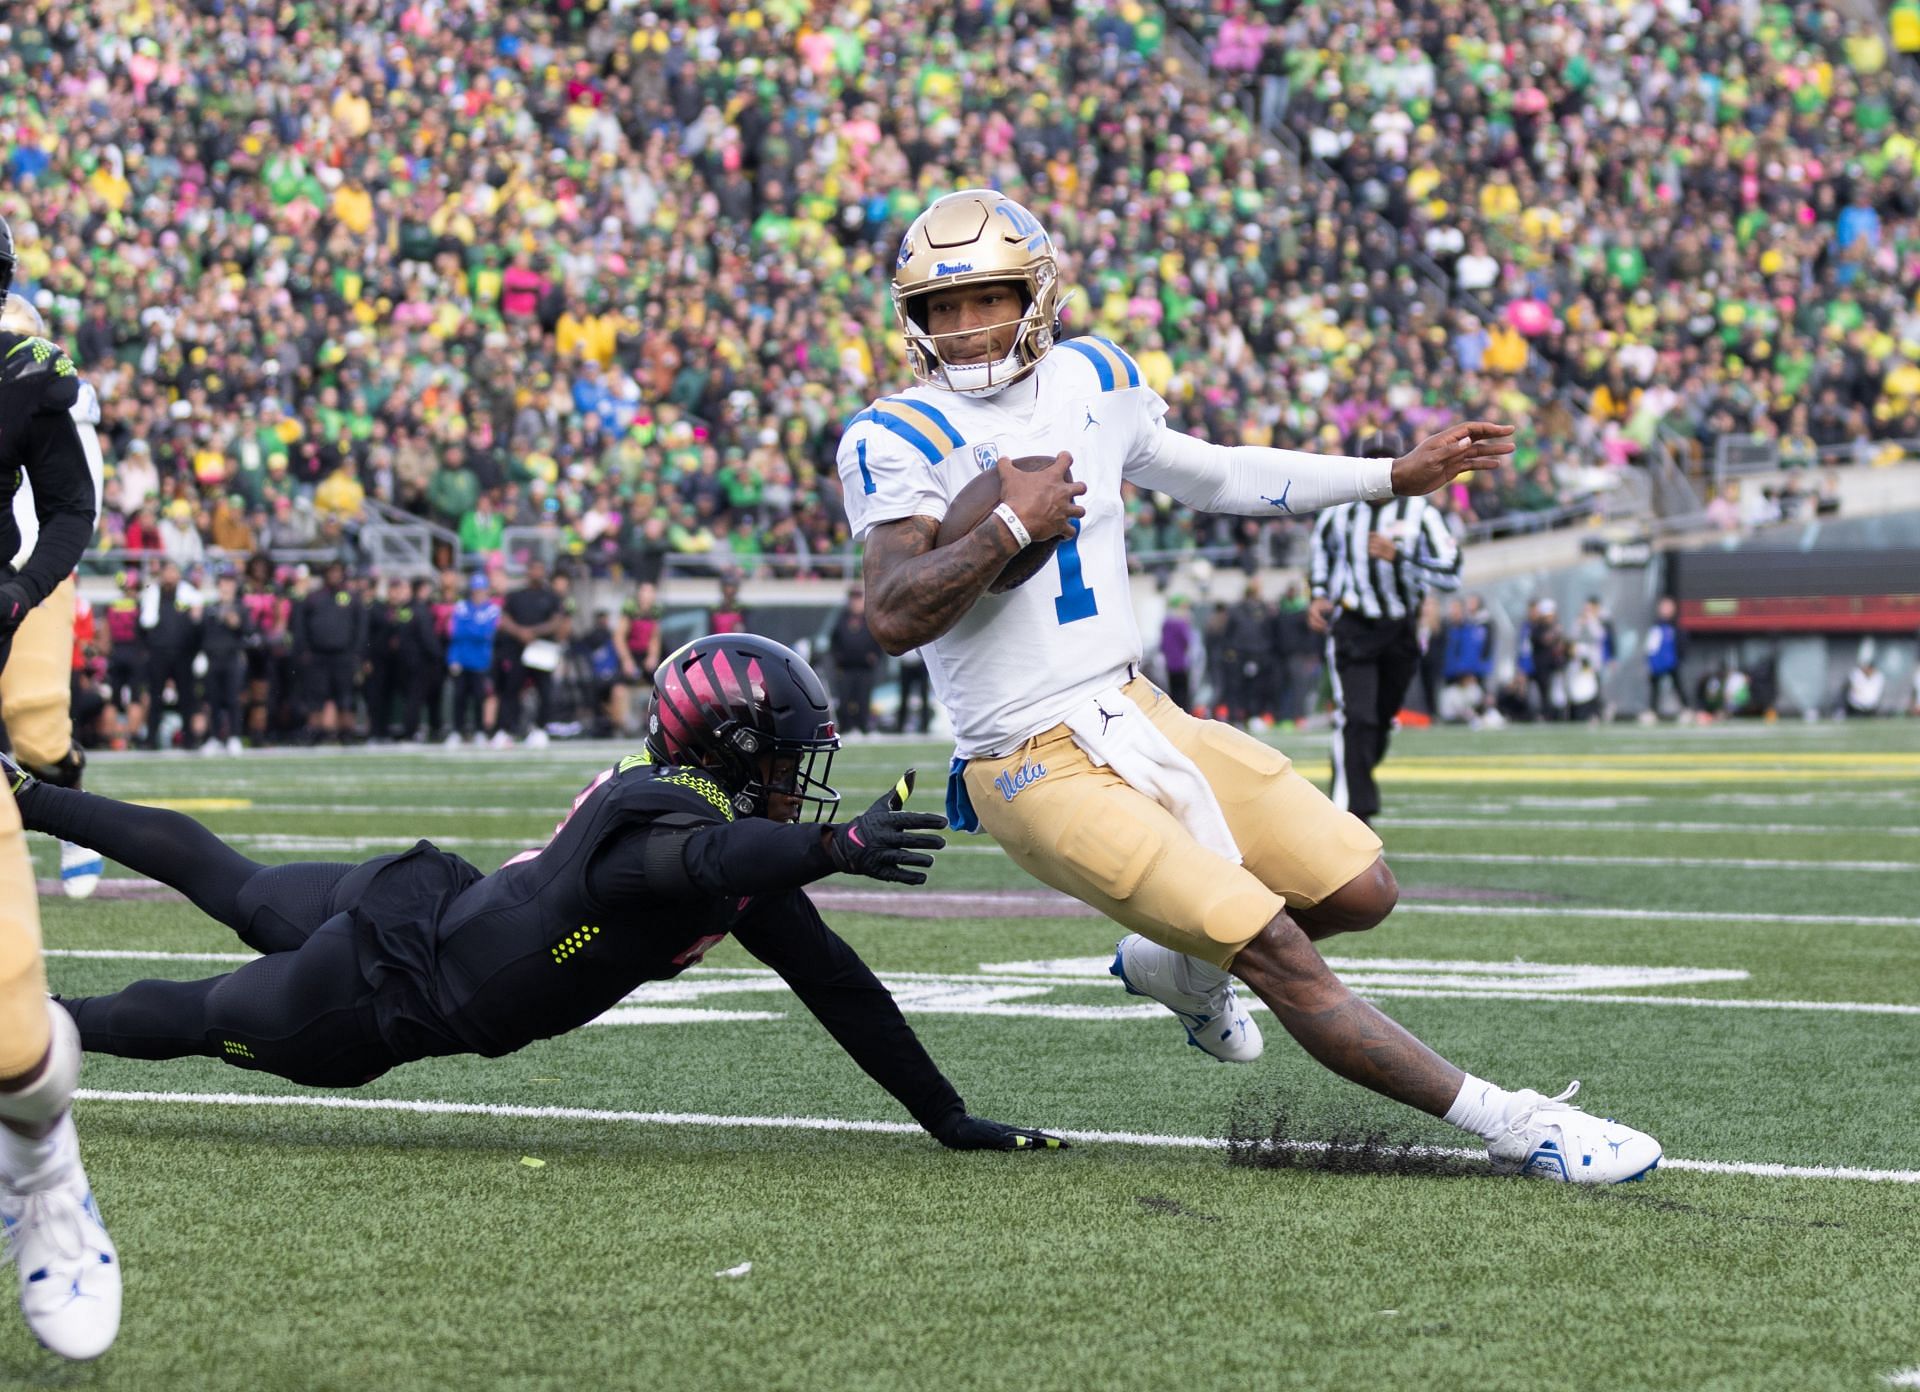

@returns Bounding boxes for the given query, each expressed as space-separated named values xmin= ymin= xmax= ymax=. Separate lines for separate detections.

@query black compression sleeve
xmin=733 ymin=892 xmax=965 ymax=1134
xmin=584 ymin=817 xmax=836 ymax=907
xmin=13 ymin=412 xmax=95 ymax=605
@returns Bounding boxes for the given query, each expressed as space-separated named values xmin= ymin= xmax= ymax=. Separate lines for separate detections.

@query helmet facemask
xmin=896 ymin=270 xmax=1061 ymax=399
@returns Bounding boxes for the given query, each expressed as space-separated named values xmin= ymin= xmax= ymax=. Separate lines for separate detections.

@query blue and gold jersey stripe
xmin=849 ymin=397 xmax=968 ymax=466
xmin=1059 ymin=336 xmax=1140 ymax=392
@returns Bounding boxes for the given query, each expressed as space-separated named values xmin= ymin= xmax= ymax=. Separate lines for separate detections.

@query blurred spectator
xmin=1645 ymin=596 xmax=1689 ymax=721
xmin=395 ymin=578 xmax=445 ymax=743
xmin=827 ymin=588 xmax=884 ymax=736
xmin=710 ymin=575 xmax=749 ymax=636
xmin=495 ymin=559 xmax=566 ymax=746
xmin=1527 ymin=598 xmax=1569 ymax=722
xmin=199 ymin=569 xmax=254 ymax=754
xmin=1218 ymin=579 xmax=1276 ymax=727
xmin=291 ymin=559 xmax=367 ymax=745
xmin=1159 ymin=597 xmax=1197 ymax=713
xmin=894 ymin=647 xmax=933 ymax=736
xmin=139 ymin=560 xmax=203 ymax=750
xmin=447 ymin=573 xmax=502 ymax=747
xmin=1441 ymin=595 xmax=1494 ymax=723
xmin=1841 ymin=652 xmax=1887 ymax=718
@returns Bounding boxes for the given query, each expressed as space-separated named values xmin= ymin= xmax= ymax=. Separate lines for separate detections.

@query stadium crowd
xmin=1177 ymin=0 xmax=1920 ymax=474
xmin=2 ymin=0 xmax=1685 ymax=593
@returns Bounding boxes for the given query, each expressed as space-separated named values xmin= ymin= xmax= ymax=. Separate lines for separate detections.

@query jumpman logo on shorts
xmin=1084 ymin=407 xmax=1098 ymax=431
xmin=1096 ymin=701 xmax=1123 ymax=735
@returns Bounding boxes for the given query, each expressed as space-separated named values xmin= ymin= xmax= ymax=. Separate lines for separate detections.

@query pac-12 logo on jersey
xmin=994 ymin=758 xmax=1047 ymax=802
xmin=972 ymin=442 xmax=1001 ymax=471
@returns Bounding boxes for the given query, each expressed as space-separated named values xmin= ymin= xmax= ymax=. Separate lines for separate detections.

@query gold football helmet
xmin=891 ymin=189 xmax=1063 ymax=397
xmin=0 ymin=292 xmax=45 ymax=337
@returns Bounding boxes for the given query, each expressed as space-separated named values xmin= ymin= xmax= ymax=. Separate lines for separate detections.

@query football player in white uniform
xmin=0 ymin=293 xmax=107 ymax=899
xmin=837 ymin=190 xmax=1660 ymax=1183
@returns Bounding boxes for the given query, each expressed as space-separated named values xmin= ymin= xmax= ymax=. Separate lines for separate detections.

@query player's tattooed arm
xmin=862 ymin=516 xmax=1020 ymax=655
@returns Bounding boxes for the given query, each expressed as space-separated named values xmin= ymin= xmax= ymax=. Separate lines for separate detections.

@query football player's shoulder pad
xmin=0 ymin=330 xmax=80 ymax=413
xmin=843 ymin=390 xmax=969 ymax=469
xmin=616 ymin=754 xmax=740 ymax=825
xmin=1051 ymin=334 xmax=1143 ymax=396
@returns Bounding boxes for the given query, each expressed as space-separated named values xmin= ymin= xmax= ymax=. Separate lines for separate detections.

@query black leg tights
xmin=60 ymin=916 xmax=398 ymax=1088
xmin=17 ymin=782 xmax=364 ymax=953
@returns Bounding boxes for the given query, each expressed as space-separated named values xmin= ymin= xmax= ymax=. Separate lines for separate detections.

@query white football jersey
xmin=839 ymin=336 xmax=1168 ymax=757
xmin=12 ymin=378 xmax=103 ymax=565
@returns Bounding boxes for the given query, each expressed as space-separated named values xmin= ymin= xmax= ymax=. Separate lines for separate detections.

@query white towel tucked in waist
xmin=1062 ymin=687 xmax=1242 ymax=864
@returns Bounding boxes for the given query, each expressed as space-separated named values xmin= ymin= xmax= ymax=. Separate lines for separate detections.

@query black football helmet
xmin=0 ymin=216 xmax=14 ymax=300
xmin=645 ymin=634 xmax=840 ymax=821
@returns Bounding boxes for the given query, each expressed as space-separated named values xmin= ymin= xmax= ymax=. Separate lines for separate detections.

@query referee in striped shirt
xmin=1308 ymin=431 xmax=1463 ymax=824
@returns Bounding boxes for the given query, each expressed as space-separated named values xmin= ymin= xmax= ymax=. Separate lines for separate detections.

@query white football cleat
xmin=57 ymin=843 xmax=102 ymax=901
xmin=1486 ymin=1081 xmax=1661 ymax=1184
xmin=1110 ymin=934 xmax=1263 ymax=1063
xmin=1 ymin=1122 xmax=121 ymax=1361
xmin=226 ymin=736 xmax=244 ymax=756
xmin=523 ymin=728 xmax=550 ymax=749
xmin=488 ymin=730 xmax=513 ymax=750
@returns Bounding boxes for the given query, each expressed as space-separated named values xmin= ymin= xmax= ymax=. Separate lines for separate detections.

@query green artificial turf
xmin=4 ymin=721 xmax=1917 ymax=1391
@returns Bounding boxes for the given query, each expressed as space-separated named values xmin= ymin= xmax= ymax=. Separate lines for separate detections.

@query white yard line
xmin=1393 ymin=904 xmax=1920 ymax=928
xmin=47 ymin=949 xmax=1920 ymax=1017
xmin=939 ymin=845 xmax=1916 ymax=871
xmin=1884 ymin=1369 xmax=1920 ymax=1389
xmin=65 ymin=1088 xmax=1920 ymax=1185
xmin=1378 ymin=817 xmax=1920 ymax=838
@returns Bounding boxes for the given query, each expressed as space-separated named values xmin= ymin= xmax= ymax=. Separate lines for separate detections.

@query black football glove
xmin=933 ymin=1113 xmax=1070 ymax=1152
xmin=824 ymin=768 xmax=946 ymax=885
xmin=0 ymin=583 xmax=30 ymax=641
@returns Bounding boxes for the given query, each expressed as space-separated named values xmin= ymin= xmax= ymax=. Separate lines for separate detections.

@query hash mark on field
xmin=1884 ymin=1370 xmax=1920 ymax=1389
xmin=69 ymin=1090 xmax=1920 ymax=1185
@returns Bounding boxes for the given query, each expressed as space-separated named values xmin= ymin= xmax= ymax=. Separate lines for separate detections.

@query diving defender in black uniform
xmin=10 ymin=635 xmax=1065 ymax=1150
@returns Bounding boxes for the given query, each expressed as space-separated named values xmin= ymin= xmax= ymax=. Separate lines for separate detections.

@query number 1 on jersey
xmin=1053 ymin=519 xmax=1098 ymax=625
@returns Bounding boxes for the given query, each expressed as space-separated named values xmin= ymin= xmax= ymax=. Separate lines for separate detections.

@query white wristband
xmin=992 ymin=502 xmax=1032 ymax=549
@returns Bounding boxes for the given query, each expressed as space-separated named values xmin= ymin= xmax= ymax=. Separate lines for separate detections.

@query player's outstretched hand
xmin=824 ymin=768 xmax=947 ymax=885
xmin=933 ymin=1113 xmax=1070 ymax=1151
xmin=1390 ymin=422 xmax=1516 ymax=496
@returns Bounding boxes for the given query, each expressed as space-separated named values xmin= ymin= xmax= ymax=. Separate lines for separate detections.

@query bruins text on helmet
xmin=891 ymin=189 xmax=1066 ymax=398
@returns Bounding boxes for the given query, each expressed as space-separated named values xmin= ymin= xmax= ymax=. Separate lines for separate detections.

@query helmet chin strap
xmin=937 ymin=343 xmax=1029 ymax=398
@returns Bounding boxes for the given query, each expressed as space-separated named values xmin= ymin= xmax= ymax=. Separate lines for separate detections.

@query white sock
xmin=1443 ymin=1073 xmax=1524 ymax=1142
xmin=1179 ymin=953 xmax=1229 ymax=995
xmin=0 ymin=1111 xmax=79 ymax=1191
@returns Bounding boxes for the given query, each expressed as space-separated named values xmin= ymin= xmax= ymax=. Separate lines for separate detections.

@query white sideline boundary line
xmin=68 ymin=1088 xmax=1920 ymax=1185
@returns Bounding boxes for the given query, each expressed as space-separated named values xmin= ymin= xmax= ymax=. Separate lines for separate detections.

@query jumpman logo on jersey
xmin=1084 ymin=407 xmax=1098 ymax=431
xmin=1260 ymin=481 xmax=1294 ymax=513
xmin=1095 ymin=701 xmax=1124 ymax=735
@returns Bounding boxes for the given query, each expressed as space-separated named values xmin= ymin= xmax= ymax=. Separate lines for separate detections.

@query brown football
xmin=933 ymin=455 xmax=1063 ymax=594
